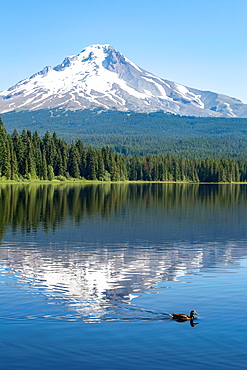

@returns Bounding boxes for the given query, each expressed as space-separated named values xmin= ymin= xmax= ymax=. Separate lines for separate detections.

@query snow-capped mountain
xmin=1 ymin=44 xmax=247 ymax=117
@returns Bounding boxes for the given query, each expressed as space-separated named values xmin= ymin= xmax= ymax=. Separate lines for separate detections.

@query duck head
xmin=190 ymin=310 xmax=199 ymax=317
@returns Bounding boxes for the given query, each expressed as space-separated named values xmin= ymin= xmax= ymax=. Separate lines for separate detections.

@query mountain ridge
xmin=1 ymin=44 xmax=247 ymax=117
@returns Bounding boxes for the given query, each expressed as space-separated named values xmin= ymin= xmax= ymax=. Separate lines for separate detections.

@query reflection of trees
xmin=1 ymin=183 xmax=247 ymax=240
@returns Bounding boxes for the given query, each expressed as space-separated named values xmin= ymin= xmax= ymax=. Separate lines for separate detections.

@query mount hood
xmin=1 ymin=44 xmax=247 ymax=117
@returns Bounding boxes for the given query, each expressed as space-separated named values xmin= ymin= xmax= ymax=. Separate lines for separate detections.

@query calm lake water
xmin=0 ymin=183 xmax=247 ymax=369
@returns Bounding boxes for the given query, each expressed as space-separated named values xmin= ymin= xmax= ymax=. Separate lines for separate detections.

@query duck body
xmin=171 ymin=310 xmax=199 ymax=321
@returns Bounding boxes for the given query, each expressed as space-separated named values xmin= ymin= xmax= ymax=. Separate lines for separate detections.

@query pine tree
xmin=41 ymin=150 xmax=48 ymax=180
xmin=68 ymin=143 xmax=80 ymax=178
xmin=8 ymin=137 xmax=18 ymax=179
xmin=0 ymin=118 xmax=11 ymax=178
xmin=86 ymin=147 xmax=97 ymax=180
xmin=58 ymin=139 xmax=68 ymax=176
xmin=97 ymin=151 xmax=105 ymax=180
xmin=47 ymin=165 xmax=54 ymax=181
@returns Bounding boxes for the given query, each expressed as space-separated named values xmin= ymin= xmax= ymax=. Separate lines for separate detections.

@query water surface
xmin=0 ymin=183 xmax=247 ymax=369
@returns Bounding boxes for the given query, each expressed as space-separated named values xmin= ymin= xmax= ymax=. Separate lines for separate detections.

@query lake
xmin=0 ymin=183 xmax=247 ymax=369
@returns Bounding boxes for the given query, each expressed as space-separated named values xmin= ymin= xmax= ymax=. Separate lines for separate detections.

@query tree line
xmin=1 ymin=117 xmax=247 ymax=182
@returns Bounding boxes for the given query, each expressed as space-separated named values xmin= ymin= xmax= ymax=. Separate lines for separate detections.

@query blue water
xmin=0 ymin=183 xmax=247 ymax=369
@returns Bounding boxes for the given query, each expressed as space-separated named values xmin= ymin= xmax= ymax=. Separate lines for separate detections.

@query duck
xmin=171 ymin=310 xmax=199 ymax=321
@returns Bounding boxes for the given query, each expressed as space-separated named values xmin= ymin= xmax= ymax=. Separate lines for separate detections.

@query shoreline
xmin=0 ymin=179 xmax=247 ymax=185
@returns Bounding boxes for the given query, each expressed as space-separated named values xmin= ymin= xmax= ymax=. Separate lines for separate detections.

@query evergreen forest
xmin=1 ymin=117 xmax=247 ymax=183
xmin=2 ymin=108 xmax=247 ymax=157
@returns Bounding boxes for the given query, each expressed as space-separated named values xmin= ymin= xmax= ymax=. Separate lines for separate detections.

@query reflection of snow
xmin=0 ymin=240 xmax=241 ymax=320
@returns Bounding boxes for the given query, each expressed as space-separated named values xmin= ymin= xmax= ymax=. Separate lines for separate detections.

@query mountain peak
xmin=52 ymin=44 xmax=122 ymax=73
xmin=80 ymin=43 xmax=113 ymax=52
xmin=0 ymin=44 xmax=247 ymax=117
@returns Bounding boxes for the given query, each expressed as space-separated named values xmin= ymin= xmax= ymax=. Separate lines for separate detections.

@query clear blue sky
xmin=1 ymin=0 xmax=247 ymax=103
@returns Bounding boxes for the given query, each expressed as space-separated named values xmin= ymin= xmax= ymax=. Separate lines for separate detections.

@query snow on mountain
xmin=1 ymin=43 xmax=247 ymax=117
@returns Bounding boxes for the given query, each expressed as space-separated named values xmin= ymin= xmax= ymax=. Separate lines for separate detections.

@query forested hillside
xmin=2 ymin=109 xmax=247 ymax=157
xmin=0 ymin=117 xmax=247 ymax=183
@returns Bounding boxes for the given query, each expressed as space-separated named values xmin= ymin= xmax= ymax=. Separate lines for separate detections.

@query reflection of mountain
xmin=0 ymin=238 xmax=245 ymax=321
xmin=1 ymin=183 xmax=247 ymax=320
